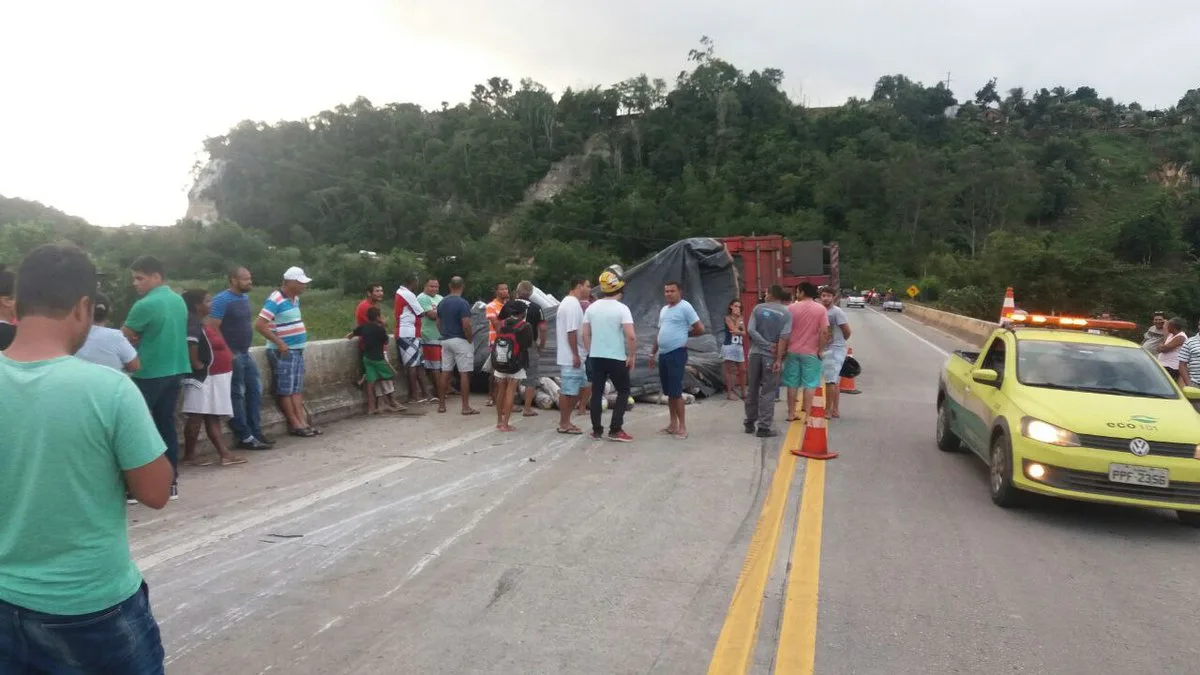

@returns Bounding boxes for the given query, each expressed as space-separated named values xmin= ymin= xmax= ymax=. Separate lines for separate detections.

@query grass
xmin=175 ymin=281 xmax=368 ymax=344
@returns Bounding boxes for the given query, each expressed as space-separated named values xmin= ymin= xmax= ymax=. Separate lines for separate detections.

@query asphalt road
xmin=128 ymin=308 xmax=1200 ymax=674
xmin=813 ymin=307 xmax=1200 ymax=675
xmin=132 ymin=387 xmax=775 ymax=675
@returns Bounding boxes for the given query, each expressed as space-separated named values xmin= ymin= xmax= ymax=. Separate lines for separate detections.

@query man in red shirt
xmin=355 ymin=283 xmax=384 ymax=326
xmin=354 ymin=283 xmax=398 ymax=405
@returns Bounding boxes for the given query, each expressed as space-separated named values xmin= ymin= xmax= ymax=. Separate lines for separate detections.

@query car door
xmin=961 ymin=337 xmax=1009 ymax=455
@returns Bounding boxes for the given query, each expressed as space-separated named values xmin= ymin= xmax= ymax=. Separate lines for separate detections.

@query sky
xmin=2 ymin=0 xmax=1198 ymax=227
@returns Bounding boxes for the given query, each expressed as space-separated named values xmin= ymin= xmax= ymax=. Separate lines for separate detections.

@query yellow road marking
xmin=706 ymin=414 xmax=805 ymax=675
xmin=774 ymin=450 xmax=828 ymax=673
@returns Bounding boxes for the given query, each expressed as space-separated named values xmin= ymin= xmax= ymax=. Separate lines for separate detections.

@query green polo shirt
xmin=123 ymin=285 xmax=190 ymax=379
xmin=0 ymin=354 xmax=165 ymax=615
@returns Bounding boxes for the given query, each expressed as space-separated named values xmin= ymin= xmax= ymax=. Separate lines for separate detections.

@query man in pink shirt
xmin=782 ymin=282 xmax=829 ymax=420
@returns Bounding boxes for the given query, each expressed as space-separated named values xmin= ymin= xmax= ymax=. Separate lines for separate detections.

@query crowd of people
xmin=0 ymin=238 xmax=861 ymax=673
xmin=1141 ymin=311 xmax=1200 ymax=390
xmin=361 ymin=266 xmax=706 ymax=441
xmin=738 ymin=282 xmax=853 ymax=438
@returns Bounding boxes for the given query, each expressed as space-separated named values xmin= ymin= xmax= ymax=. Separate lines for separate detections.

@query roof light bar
xmin=1006 ymin=312 xmax=1136 ymax=332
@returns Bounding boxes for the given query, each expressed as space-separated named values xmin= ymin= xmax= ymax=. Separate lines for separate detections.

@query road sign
xmin=906 ymin=285 xmax=919 ymax=298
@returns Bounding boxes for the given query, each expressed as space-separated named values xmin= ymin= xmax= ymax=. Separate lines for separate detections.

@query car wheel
xmin=1177 ymin=511 xmax=1200 ymax=527
xmin=989 ymin=432 xmax=1022 ymax=508
xmin=936 ymin=400 xmax=962 ymax=452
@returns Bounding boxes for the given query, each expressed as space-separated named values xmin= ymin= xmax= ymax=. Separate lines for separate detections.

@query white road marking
xmin=136 ymin=427 xmax=494 ymax=571
xmin=873 ymin=309 xmax=950 ymax=356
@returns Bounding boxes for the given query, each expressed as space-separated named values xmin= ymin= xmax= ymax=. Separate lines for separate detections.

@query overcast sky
xmin=2 ymin=0 xmax=1197 ymax=227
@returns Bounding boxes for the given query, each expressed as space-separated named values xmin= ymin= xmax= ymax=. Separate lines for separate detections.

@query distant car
xmin=845 ymin=295 xmax=866 ymax=308
xmin=882 ymin=300 xmax=904 ymax=312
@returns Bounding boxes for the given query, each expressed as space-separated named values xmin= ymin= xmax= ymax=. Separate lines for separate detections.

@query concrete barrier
xmin=901 ymin=303 xmax=997 ymax=347
xmin=177 ymin=339 xmax=408 ymax=446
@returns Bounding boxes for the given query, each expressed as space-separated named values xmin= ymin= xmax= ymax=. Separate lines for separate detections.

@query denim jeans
xmin=134 ymin=375 xmax=182 ymax=479
xmin=0 ymin=582 xmax=165 ymax=674
xmin=229 ymin=351 xmax=264 ymax=441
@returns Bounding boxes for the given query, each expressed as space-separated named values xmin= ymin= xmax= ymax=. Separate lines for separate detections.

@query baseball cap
xmin=283 ymin=266 xmax=312 ymax=284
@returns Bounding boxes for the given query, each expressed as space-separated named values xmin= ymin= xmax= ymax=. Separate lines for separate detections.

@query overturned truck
xmin=468 ymin=237 xmax=739 ymax=399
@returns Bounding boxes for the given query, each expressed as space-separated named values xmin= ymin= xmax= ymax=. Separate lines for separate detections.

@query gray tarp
xmin=468 ymin=237 xmax=738 ymax=397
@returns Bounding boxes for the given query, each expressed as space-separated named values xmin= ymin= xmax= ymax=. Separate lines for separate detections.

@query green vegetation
xmin=7 ymin=39 xmax=1200 ymax=327
xmin=172 ymin=282 xmax=357 ymax=345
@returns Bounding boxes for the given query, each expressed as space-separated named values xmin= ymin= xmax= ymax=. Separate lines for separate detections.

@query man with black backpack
xmin=491 ymin=300 xmax=533 ymax=432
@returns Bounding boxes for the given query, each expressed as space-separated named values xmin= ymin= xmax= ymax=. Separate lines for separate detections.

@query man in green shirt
xmin=417 ymin=277 xmax=443 ymax=397
xmin=122 ymin=255 xmax=190 ymax=499
xmin=0 ymin=243 xmax=173 ymax=674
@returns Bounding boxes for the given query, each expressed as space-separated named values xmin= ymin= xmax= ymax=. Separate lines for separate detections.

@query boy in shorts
xmin=347 ymin=307 xmax=404 ymax=414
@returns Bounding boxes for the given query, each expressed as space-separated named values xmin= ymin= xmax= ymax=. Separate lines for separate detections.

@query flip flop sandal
xmin=522 ymin=411 xmax=539 ymax=417
xmin=221 ymin=457 xmax=248 ymax=466
xmin=290 ymin=427 xmax=317 ymax=437
xmin=182 ymin=458 xmax=213 ymax=467
xmin=556 ymin=427 xmax=583 ymax=435
xmin=461 ymin=408 xmax=480 ymax=416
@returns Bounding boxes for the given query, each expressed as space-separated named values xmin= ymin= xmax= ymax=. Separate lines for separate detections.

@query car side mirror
xmin=1182 ymin=386 xmax=1200 ymax=401
xmin=971 ymin=368 xmax=1000 ymax=386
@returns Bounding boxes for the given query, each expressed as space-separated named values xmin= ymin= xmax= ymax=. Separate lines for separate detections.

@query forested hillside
xmin=6 ymin=40 xmax=1200 ymax=321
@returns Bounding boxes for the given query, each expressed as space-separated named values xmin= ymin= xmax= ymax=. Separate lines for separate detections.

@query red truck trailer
xmin=718 ymin=236 xmax=840 ymax=312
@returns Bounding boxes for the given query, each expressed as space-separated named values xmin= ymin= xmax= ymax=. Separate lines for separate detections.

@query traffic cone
xmin=839 ymin=347 xmax=861 ymax=395
xmin=999 ymin=287 xmax=1015 ymax=324
xmin=792 ymin=386 xmax=838 ymax=460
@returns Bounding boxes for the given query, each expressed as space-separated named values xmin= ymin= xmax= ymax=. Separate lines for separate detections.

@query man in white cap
xmin=255 ymin=266 xmax=320 ymax=437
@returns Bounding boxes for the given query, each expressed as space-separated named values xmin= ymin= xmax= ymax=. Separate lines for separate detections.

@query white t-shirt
xmin=582 ymin=298 xmax=634 ymax=361
xmin=75 ymin=325 xmax=138 ymax=372
xmin=1159 ymin=332 xmax=1187 ymax=370
xmin=556 ymin=295 xmax=587 ymax=366
xmin=394 ymin=286 xmax=422 ymax=338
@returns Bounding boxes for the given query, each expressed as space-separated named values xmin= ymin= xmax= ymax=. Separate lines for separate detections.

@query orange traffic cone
xmin=839 ymin=347 xmax=861 ymax=395
xmin=999 ymin=287 xmax=1015 ymax=324
xmin=792 ymin=386 xmax=838 ymax=460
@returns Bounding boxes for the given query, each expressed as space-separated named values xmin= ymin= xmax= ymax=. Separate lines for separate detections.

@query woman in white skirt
xmin=721 ymin=299 xmax=747 ymax=400
xmin=181 ymin=289 xmax=246 ymax=467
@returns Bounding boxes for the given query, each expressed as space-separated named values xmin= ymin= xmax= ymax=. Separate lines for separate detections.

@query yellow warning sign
xmin=906 ymin=285 xmax=919 ymax=298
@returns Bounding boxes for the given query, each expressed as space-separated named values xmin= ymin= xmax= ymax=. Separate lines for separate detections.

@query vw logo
xmin=1129 ymin=438 xmax=1151 ymax=457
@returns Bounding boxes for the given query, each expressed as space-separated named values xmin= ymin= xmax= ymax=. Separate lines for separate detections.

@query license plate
xmin=1108 ymin=463 xmax=1169 ymax=488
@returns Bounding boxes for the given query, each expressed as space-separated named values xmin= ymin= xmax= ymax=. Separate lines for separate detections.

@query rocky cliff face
xmin=184 ymin=158 xmax=226 ymax=225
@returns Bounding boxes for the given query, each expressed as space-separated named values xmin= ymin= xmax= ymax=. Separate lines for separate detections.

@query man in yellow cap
xmin=581 ymin=268 xmax=636 ymax=442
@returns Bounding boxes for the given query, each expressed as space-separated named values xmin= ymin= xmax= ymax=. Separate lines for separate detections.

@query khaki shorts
xmin=440 ymin=337 xmax=474 ymax=372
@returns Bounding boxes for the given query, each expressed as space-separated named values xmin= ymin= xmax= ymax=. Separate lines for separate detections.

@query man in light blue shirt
xmin=649 ymin=281 xmax=704 ymax=438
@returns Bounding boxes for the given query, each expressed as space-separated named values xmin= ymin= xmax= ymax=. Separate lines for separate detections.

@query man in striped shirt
xmin=255 ymin=266 xmax=319 ymax=437
xmin=1176 ymin=321 xmax=1200 ymax=394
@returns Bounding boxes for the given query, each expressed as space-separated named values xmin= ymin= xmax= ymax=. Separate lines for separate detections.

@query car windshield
xmin=1016 ymin=340 xmax=1178 ymax=399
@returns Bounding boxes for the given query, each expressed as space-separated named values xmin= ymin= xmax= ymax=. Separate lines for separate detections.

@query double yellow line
xmin=706 ymin=415 xmax=828 ymax=675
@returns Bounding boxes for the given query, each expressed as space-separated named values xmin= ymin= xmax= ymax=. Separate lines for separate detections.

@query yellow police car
xmin=937 ymin=312 xmax=1200 ymax=525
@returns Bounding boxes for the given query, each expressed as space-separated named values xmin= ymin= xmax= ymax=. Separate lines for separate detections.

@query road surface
xmin=130 ymin=308 xmax=1200 ymax=674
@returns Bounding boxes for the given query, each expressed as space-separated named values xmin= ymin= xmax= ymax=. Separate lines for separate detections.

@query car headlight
xmin=1021 ymin=417 xmax=1080 ymax=447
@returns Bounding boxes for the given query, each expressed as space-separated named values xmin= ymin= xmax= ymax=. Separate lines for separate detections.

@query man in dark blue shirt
xmin=435 ymin=276 xmax=476 ymax=415
xmin=208 ymin=267 xmax=272 ymax=450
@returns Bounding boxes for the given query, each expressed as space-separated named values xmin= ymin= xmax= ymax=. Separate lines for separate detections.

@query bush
xmin=937 ymin=285 xmax=995 ymax=320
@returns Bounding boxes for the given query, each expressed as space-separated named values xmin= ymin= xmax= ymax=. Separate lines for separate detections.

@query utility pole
xmin=945 ymin=71 xmax=952 ymax=91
